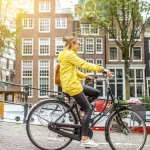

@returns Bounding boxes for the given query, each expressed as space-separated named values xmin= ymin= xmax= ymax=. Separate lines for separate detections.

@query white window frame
xmin=96 ymin=59 xmax=103 ymax=75
xmin=133 ymin=27 xmax=141 ymax=41
xmin=81 ymin=24 xmax=99 ymax=35
xmin=55 ymin=18 xmax=67 ymax=29
xmin=38 ymin=60 xmax=50 ymax=98
xmin=55 ymin=37 xmax=65 ymax=55
xmin=86 ymin=59 xmax=94 ymax=75
xmin=39 ymin=18 xmax=50 ymax=33
xmin=149 ymin=40 xmax=150 ymax=53
xmin=109 ymin=47 xmax=118 ymax=61
xmin=22 ymin=38 xmax=33 ymax=56
xmin=38 ymin=38 xmax=50 ymax=55
xmin=22 ymin=18 xmax=34 ymax=29
xmin=86 ymin=38 xmax=94 ymax=54
xmin=133 ymin=47 xmax=142 ymax=61
xmin=22 ymin=60 xmax=33 ymax=97
xmin=78 ymin=38 xmax=84 ymax=54
xmin=96 ymin=38 xmax=103 ymax=54
xmin=39 ymin=1 xmax=50 ymax=12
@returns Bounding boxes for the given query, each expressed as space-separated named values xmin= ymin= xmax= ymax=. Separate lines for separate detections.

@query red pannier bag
xmin=95 ymin=100 xmax=112 ymax=112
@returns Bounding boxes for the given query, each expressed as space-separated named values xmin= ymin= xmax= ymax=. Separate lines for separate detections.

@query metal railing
xmin=0 ymin=81 xmax=61 ymax=123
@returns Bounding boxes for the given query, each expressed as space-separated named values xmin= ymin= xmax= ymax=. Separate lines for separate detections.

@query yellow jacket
xmin=57 ymin=49 xmax=103 ymax=96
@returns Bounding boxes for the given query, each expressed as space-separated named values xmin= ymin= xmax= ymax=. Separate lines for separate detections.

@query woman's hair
xmin=62 ymin=36 xmax=77 ymax=49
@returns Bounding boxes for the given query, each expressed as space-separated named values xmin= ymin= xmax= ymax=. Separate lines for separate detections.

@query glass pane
xmin=96 ymin=87 xmax=103 ymax=96
xmin=116 ymin=69 xmax=122 ymax=78
xmin=137 ymin=85 xmax=142 ymax=97
xmin=129 ymin=69 xmax=134 ymax=78
xmin=136 ymin=69 xmax=143 ymax=78
xmin=117 ymin=84 xmax=123 ymax=99
xmin=130 ymin=85 xmax=135 ymax=97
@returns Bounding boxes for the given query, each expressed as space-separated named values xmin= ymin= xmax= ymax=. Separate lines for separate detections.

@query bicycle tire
xmin=26 ymin=99 xmax=78 ymax=150
xmin=105 ymin=108 xmax=147 ymax=150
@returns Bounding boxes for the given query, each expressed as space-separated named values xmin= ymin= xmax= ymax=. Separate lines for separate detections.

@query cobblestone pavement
xmin=0 ymin=122 xmax=150 ymax=150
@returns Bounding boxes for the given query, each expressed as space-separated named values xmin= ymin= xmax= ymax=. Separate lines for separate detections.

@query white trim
xmin=39 ymin=1 xmax=50 ymax=12
xmin=96 ymin=38 xmax=103 ymax=54
xmin=22 ymin=38 xmax=33 ymax=56
xmin=39 ymin=18 xmax=50 ymax=33
xmin=21 ymin=60 xmax=33 ymax=98
xmin=132 ymin=46 xmax=142 ymax=61
xmin=38 ymin=37 xmax=50 ymax=56
xmin=55 ymin=18 xmax=67 ymax=29
xmin=109 ymin=46 xmax=118 ymax=61
xmin=86 ymin=38 xmax=94 ymax=54
xmin=78 ymin=38 xmax=84 ymax=54
xmin=38 ymin=60 xmax=50 ymax=98
xmin=22 ymin=18 xmax=34 ymax=29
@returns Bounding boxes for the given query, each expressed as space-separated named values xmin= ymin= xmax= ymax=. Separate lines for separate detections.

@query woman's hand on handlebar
xmin=86 ymin=75 xmax=94 ymax=80
xmin=102 ymin=68 xmax=112 ymax=77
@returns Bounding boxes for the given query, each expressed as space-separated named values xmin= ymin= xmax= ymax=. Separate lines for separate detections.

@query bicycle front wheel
xmin=106 ymin=108 xmax=147 ymax=150
xmin=26 ymin=99 xmax=77 ymax=150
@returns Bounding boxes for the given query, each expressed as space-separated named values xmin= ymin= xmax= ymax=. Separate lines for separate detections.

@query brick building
xmin=15 ymin=0 xmax=145 ymax=103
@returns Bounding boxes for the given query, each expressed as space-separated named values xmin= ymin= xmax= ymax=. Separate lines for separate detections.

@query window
xmin=39 ymin=60 xmax=50 ymax=97
xmin=133 ymin=47 xmax=141 ymax=61
xmin=96 ymin=59 xmax=103 ymax=74
xmin=39 ymin=18 xmax=50 ymax=32
xmin=130 ymin=69 xmax=144 ymax=98
xmin=55 ymin=18 xmax=67 ymax=28
xmin=109 ymin=47 xmax=118 ymax=60
xmin=22 ymin=38 xmax=33 ymax=55
xmin=149 ymin=40 xmax=150 ymax=53
xmin=118 ymin=9 xmax=130 ymax=20
xmin=78 ymin=38 xmax=84 ymax=54
xmin=133 ymin=27 xmax=141 ymax=40
xmin=86 ymin=59 xmax=94 ymax=75
xmin=39 ymin=1 xmax=50 ymax=12
xmin=22 ymin=61 xmax=33 ymax=96
xmin=96 ymin=38 xmax=102 ymax=53
xmin=55 ymin=37 xmax=65 ymax=55
xmin=109 ymin=25 xmax=117 ymax=40
xmin=86 ymin=38 xmax=94 ymax=54
xmin=22 ymin=18 xmax=34 ymax=29
xmin=81 ymin=24 xmax=99 ymax=35
xmin=39 ymin=38 xmax=50 ymax=55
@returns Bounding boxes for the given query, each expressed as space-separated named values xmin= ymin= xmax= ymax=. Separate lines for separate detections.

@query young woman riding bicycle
xmin=57 ymin=36 xmax=111 ymax=147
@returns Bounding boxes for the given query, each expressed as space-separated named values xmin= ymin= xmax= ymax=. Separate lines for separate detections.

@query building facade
xmin=15 ymin=0 xmax=146 ymax=103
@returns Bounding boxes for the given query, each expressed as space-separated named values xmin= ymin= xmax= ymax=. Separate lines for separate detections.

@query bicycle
xmin=26 ymin=72 xmax=147 ymax=150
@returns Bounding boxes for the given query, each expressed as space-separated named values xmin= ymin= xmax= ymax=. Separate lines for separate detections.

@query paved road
xmin=0 ymin=122 xmax=150 ymax=150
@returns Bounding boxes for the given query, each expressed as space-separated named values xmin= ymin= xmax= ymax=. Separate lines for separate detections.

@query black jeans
xmin=72 ymin=85 xmax=100 ymax=136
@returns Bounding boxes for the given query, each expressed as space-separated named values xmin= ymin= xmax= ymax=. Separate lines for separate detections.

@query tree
xmin=77 ymin=0 xmax=150 ymax=99
xmin=0 ymin=0 xmax=27 ymax=58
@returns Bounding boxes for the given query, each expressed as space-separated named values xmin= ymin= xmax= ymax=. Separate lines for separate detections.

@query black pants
xmin=72 ymin=85 xmax=100 ymax=136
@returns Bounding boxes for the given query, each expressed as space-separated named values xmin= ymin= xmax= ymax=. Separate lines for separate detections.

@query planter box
xmin=131 ymin=104 xmax=146 ymax=121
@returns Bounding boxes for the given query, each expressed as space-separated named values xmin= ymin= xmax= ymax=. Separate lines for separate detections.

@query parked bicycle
xmin=26 ymin=72 xmax=147 ymax=150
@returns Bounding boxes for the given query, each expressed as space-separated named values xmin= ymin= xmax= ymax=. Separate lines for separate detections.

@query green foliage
xmin=0 ymin=0 xmax=27 ymax=57
xmin=78 ymin=0 xmax=150 ymax=99
xmin=142 ymin=95 xmax=150 ymax=110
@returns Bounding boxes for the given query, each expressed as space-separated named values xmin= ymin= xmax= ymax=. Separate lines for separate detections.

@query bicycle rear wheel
xmin=106 ymin=108 xmax=147 ymax=150
xmin=26 ymin=99 xmax=77 ymax=150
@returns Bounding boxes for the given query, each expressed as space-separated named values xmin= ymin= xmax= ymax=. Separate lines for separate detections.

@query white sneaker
xmin=80 ymin=138 xmax=99 ymax=147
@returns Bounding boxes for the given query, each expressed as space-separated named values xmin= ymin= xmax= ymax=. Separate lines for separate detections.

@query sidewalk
xmin=0 ymin=122 xmax=150 ymax=150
